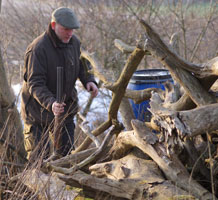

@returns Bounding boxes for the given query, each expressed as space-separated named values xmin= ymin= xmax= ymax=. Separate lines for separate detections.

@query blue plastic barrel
xmin=128 ymin=69 xmax=173 ymax=121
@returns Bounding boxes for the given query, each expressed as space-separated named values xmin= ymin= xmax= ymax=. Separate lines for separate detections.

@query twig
xmin=77 ymin=112 xmax=100 ymax=147
xmin=50 ymin=124 xmax=123 ymax=175
xmin=207 ymin=132 xmax=216 ymax=200
xmin=114 ymin=39 xmax=151 ymax=55
xmin=1 ymin=161 xmax=24 ymax=168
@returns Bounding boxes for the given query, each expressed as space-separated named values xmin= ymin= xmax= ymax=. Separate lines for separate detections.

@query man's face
xmin=51 ymin=22 xmax=74 ymax=43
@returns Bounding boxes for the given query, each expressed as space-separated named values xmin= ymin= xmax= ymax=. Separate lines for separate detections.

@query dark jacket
xmin=21 ymin=25 xmax=96 ymax=126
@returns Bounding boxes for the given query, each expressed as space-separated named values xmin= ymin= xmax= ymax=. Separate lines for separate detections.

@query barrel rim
xmin=131 ymin=69 xmax=171 ymax=81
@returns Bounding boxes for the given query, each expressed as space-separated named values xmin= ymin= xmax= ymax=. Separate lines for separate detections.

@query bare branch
xmin=77 ymin=112 xmax=100 ymax=147
xmin=139 ymin=19 xmax=217 ymax=106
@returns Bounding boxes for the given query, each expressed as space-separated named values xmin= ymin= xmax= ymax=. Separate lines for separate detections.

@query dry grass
xmin=0 ymin=0 xmax=217 ymax=199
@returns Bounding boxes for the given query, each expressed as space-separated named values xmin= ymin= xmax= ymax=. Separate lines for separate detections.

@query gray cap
xmin=52 ymin=7 xmax=80 ymax=29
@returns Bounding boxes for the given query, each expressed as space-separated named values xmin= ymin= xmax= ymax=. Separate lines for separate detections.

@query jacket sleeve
xmin=78 ymin=50 xmax=98 ymax=89
xmin=25 ymin=48 xmax=56 ymax=112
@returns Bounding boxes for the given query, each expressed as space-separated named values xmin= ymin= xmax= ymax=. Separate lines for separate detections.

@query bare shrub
xmin=0 ymin=0 xmax=217 ymax=199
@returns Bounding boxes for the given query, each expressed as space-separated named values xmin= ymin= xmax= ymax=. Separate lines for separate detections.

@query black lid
xmin=130 ymin=69 xmax=172 ymax=84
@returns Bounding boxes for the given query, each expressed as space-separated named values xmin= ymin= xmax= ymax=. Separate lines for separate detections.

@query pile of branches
xmin=19 ymin=19 xmax=218 ymax=200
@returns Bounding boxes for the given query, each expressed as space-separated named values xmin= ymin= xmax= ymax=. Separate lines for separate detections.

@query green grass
xmin=121 ymin=2 xmax=217 ymax=18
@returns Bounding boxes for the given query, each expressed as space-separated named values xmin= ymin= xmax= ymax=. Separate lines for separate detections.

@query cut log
xmin=58 ymin=170 xmax=143 ymax=200
xmin=59 ymin=154 xmax=191 ymax=200
xmin=90 ymin=154 xmax=164 ymax=182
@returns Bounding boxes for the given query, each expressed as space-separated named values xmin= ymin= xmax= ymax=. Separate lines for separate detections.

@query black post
xmin=53 ymin=66 xmax=63 ymax=154
xmin=56 ymin=66 xmax=63 ymax=103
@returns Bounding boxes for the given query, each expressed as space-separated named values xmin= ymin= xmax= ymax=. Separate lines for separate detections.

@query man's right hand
xmin=52 ymin=101 xmax=66 ymax=116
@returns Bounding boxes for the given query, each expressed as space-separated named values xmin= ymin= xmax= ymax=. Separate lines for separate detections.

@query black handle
xmin=56 ymin=66 xmax=63 ymax=103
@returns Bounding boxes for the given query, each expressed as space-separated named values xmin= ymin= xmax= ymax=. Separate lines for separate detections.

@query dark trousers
xmin=23 ymin=121 xmax=75 ymax=162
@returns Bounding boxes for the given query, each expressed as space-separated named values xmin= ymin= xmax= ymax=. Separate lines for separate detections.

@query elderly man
xmin=21 ymin=7 xmax=98 ymax=162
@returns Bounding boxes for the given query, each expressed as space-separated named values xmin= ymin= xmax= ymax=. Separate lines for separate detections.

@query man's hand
xmin=52 ymin=101 xmax=66 ymax=116
xmin=86 ymin=82 xmax=98 ymax=97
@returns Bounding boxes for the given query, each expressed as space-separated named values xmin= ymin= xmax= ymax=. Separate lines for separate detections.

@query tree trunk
xmin=0 ymin=41 xmax=26 ymax=161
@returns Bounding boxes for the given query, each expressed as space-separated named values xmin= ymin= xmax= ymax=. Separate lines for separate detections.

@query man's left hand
xmin=86 ymin=82 xmax=98 ymax=97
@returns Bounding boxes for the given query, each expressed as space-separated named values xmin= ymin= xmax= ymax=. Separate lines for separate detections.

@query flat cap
xmin=52 ymin=7 xmax=80 ymax=29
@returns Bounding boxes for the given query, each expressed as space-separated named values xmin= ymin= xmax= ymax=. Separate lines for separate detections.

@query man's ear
xmin=51 ymin=22 xmax=56 ymax=30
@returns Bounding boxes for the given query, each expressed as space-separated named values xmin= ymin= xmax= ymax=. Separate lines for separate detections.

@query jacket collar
xmin=47 ymin=24 xmax=73 ymax=48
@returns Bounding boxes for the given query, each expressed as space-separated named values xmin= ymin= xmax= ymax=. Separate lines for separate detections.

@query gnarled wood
xmin=140 ymin=20 xmax=218 ymax=79
xmin=106 ymin=84 xmax=164 ymax=104
xmin=124 ymin=88 xmax=163 ymax=104
xmin=108 ymin=48 xmax=145 ymax=120
xmin=77 ymin=112 xmax=100 ymax=147
xmin=107 ymin=119 xmax=215 ymax=200
xmin=48 ymin=124 xmax=123 ymax=175
xmin=58 ymin=170 xmax=143 ymax=200
xmin=139 ymin=20 xmax=217 ymax=106
xmin=21 ymin=18 xmax=218 ymax=200
xmin=114 ymin=38 xmax=151 ymax=55
xmin=114 ymin=39 xmax=135 ymax=54
xmin=89 ymin=154 xmax=192 ymax=200
xmin=150 ymin=98 xmax=218 ymax=138
xmin=75 ymin=47 xmax=145 ymax=152
xmin=90 ymin=154 xmax=164 ymax=181
xmin=47 ymin=147 xmax=98 ymax=168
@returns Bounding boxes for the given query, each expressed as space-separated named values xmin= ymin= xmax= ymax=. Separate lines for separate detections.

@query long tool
xmin=53 ymin=66 xmax=63 ymax=153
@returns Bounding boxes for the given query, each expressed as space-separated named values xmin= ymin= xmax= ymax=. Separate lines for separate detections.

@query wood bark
xmin=114 ymin=39 xmax=151 ymax=56
xmin=19 ymin=17 xmax=218 ymax=200
xmin=64 ymin=20 xmax=218 ymax=199
xmin=76 ymin=47 xmax=145 ymax=152
xmin=58 ymin=154 xmax=193 ymax=200
xmin=48 ymin=124 xmax=123 ymax=175
xmin=48 ymin=147 xmax=98 ymax=168
xmin=140 ymin=20 xmax=217 ymax=107
xmin=0 ymin=38 xmax=26 ymax=161
xmin=150 ymin=99 xmax=218 ymax=137
xmin=89 ymin=154 xmax=193 ymax=200
xmin=119 ymin=98 xmax=135 ymax=130
xmin=59 ymin=170 xmax=143 ymax=200
xmin=107 ymin=119 xmax=215 ymax=200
